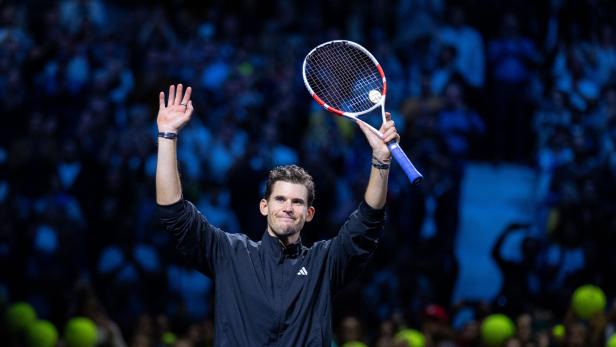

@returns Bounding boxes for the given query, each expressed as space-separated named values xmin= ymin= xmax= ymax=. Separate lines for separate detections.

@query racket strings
xmin=305 ymin=42 xmax=383 ymax=113
xmin=307 ymin=45 xmax=379 ymax=110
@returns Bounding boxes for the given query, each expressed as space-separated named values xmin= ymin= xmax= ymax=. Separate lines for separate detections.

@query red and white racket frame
xmin=302 ymin=40 xmax=423 ymax=184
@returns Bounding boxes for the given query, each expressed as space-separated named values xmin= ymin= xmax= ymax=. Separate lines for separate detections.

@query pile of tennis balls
xmin=4 ymin=302 xmax=98 ymax=347
xmin=5 ymin=302 xmax=58 ymax=347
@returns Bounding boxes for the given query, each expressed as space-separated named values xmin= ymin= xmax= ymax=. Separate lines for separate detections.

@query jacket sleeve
xmin=158 ymin=199 xmax=230 ymax=277
xmin=327 ymin=200 xmax=385 ymax=292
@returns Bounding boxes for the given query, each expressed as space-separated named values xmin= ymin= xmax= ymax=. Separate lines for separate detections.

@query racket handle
xmin=387 ymin=142 xmax=423 ymax=185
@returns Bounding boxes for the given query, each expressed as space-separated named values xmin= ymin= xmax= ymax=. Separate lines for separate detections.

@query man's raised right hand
xmin=157 ymin=84 xmax=194 ymax=133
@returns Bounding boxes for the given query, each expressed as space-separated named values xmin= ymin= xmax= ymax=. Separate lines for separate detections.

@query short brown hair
xmin=264 ymin=165 xmax=315 ymax=206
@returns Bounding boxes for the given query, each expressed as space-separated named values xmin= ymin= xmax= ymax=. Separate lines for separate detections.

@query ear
xmin=305 ymin=206 xmax=315 ymax=222
xmin=259 ymin=199 xmax=268 ymax=216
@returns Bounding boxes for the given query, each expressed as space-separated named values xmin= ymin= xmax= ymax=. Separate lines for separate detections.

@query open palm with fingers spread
xmin=157 ymin=84 xmax=194 ymax=133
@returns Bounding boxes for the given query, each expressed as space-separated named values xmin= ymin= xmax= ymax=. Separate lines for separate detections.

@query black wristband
xmin=371 ymin=162 xmax=390 ymax=170
xmin=371 ymin=155 xmax=391 ymax=170
xmin=158 ymin=132 xmax=178 ymax=140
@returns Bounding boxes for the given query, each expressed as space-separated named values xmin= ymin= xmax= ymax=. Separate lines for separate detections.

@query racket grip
xmin=387 ymin=142 xmax=423 ymax=185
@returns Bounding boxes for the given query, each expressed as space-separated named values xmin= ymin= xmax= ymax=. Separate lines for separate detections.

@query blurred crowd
xmin=1 ymin=0 xmax=616 ymax=346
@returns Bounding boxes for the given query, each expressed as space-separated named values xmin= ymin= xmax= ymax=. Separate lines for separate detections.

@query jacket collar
xmin=261 ymin=231 xmax=303 ymax=261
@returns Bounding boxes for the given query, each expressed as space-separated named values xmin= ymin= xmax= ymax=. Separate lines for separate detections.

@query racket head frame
xmin=302 ymin=40 xmax=388 ymax=137
xmin=302 ymin=40 xmax=424 ymax=185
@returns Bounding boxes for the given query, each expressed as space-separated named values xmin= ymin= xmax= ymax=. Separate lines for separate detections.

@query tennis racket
xmin=302 ymin=40 xmax=423 ymax=184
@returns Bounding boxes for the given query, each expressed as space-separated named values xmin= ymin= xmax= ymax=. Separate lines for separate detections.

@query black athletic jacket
xmin=158 ymin=199 xmax=385 ymax=347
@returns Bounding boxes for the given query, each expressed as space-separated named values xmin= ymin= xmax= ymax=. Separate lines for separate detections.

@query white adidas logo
xmin=297 ymin=267 xmax=308 ymax=276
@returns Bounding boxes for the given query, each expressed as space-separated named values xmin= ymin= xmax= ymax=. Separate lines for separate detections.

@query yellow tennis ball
xmin=571 ymin=284 xmax=606 ymax=319
xmin=5 ymin=302 xmax=37 ymax=333
xmin=480 ymin=314 xmax=515 ymax=347
xmin=607 ymin=334 xmax=616 ymax=347
xmin=162 ymin=332 xmax=177 ymax=345
xmin=28 ymin=320 xmax=58 ymax=347
xmin=369 ymin=90 xmax=381 ymax=103
xmin=552 ymin=324 xmax=565 ymax=340
xmin=395 ymin=329 xmax=425 ymax=347
xmin=342 ymin=341 xmax=368 ymax=347
xmin=64 ymin=317 xmax=97 ymax=347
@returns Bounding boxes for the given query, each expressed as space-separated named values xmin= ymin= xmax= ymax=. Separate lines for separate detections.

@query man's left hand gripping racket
xmin=302 ymin=40 xmax=423 ymax=185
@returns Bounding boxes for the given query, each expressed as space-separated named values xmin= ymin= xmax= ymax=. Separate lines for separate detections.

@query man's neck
xmin=279 ymin=236 xmax=300 ymax=248
xmin=268 ymin=229 xmax=300 ymax=248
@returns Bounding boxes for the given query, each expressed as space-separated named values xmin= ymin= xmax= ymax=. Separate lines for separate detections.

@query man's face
xmin=260 ymin=181 xmax=315 ymax=243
